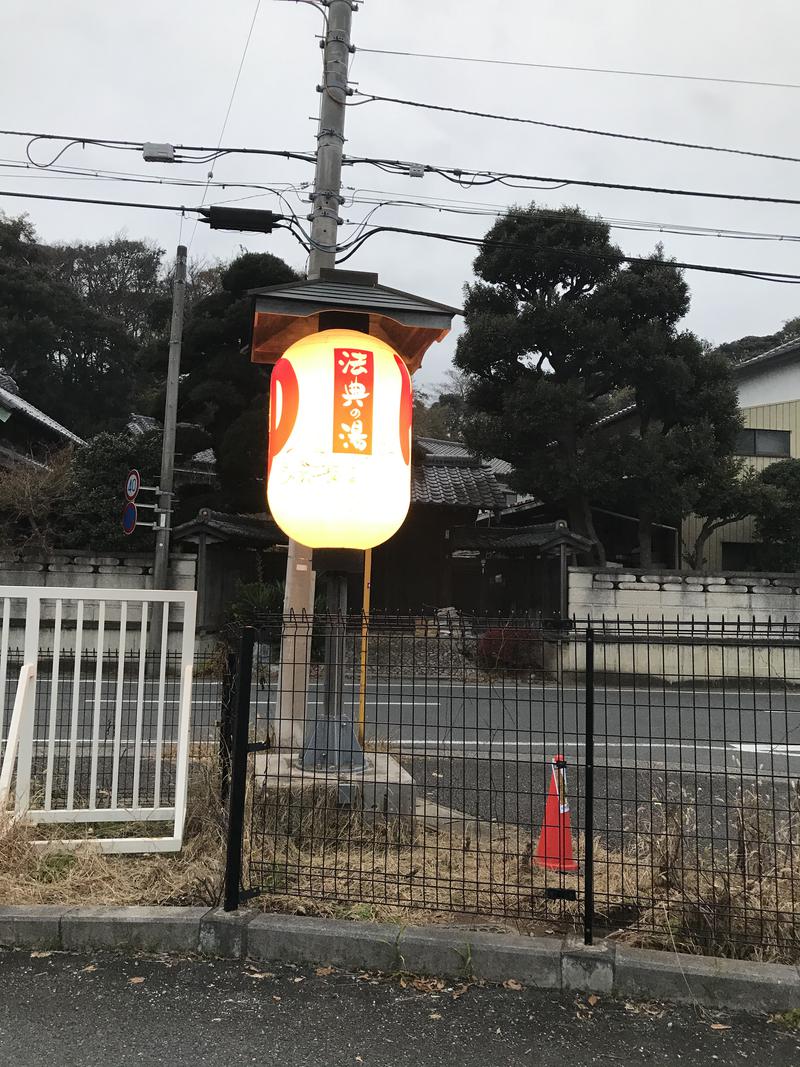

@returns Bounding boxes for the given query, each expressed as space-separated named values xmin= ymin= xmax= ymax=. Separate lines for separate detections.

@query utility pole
xmin=151 ymin=246 xmax=187 ymax=641
xmin=276 ymin=0 xmax=355 ymax=748
xmin=308 ymin=0 xmax=354 ymax=276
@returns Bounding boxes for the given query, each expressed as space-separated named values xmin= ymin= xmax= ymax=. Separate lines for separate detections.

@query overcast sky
xmin=2 ymin=0 xmax=799 ymax=389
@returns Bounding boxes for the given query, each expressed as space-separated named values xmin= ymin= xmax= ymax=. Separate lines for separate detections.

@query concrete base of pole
xmin=301 ymin=717 xmax=365 ymax=772
xmin=253 ymin=750 xmax=416 ymax=817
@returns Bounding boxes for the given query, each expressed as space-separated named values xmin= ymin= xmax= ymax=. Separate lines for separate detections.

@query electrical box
xmin=142 ymin=143 xmax=176 ymax=163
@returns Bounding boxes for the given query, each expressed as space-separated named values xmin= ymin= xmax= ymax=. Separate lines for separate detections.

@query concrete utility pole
xmin=153 ymin=244 xmax=188 ymax=595
xmin=308 ymin=0 xmax=354 ymax=276
xmin=276 ymin=0 xmax=355 ymax=747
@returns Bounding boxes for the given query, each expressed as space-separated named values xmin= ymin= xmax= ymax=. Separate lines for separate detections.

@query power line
xmin=9 ymin=157 xmax=800 ymax=245
xmin=1 ymin=184 xmax=797 ymax=285
xmin=356 ymin=46 xmax=800 ymax=92
xmin=7 ymin=126 xmax=800 ymax=207
xmin=0 ymin=188 xmax=194 ymax=213
xmin=354 ymin=91 xmax=800 ymax=165
xmin=328 ymin=222 xmax=800 ymax=284
xmin=342 ymin=154 xmax=800 ymax=207
xmin=341 ymin=191 xmax=800 ymax=244
xmin=7 ymin=156 xmax=799 ymax=244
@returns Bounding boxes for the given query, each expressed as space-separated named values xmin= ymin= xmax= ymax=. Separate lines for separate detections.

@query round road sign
xmin=122 ymin=501 xmax=137 ymax=536
xmin=125 ymin=468 xmax=141 ymax=501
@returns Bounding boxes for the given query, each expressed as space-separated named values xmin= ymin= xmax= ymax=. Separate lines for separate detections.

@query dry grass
xmin=0 ymin=761 xmax=225 ymax=908
xmin=2 ymin=765 xmax=798 ymax=964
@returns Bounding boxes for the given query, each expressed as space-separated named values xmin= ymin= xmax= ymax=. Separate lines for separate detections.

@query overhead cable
xmin=354 ymin=91 xmax=800 ymax=165
xmin=326 ymin=222 xmax=800 ymax=284
xmin=341 ymin=154 xmax=800 ymax=206
xmin=356 ymin=47 xmax=800 ymax=92
xmin=1 ymin=185 xmax=797 ymax=285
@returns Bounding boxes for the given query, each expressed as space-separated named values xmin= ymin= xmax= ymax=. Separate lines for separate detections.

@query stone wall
xmin=0 ymin=549 xmax=195 ymax=591
xmin=0 ymin=550 xmax=197 ymax=654
xmin=569 ymin=566 xmax=800 ymax=624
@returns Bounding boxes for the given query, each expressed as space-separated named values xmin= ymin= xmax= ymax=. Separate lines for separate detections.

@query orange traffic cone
xmin=534 ymin=754 xmax=578 ymax=872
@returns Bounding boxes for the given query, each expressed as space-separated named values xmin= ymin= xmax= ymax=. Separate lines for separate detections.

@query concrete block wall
xmin=570 ymin=567 xmax=800 ymax=624
xmin=566 ymin=567 xmax=800 ymax=681
xmin=0 ymin=550 xmax=196 ymax=653
xmin=0 ymin=550 xmax=195 ymax=592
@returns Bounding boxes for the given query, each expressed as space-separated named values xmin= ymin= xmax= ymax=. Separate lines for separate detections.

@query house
xmin=0 ymin=369 xmax=83 ymax=467
xmin=683 ymin=335 xmax=800 ymax=569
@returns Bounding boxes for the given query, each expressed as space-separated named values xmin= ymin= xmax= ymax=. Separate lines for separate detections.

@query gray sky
xmin=2 ymin=0 xmax=799 ymax=389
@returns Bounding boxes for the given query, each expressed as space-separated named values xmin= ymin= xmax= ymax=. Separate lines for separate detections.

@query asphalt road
xmin=10 ymin=676 xmax=799 ymax=776
xmin=1 ymin=949 xmax=797 ymax=1067
xmin=6 ymin=675 xmax=799 ymax=850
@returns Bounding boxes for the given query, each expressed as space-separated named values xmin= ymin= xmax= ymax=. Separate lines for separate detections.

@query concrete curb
xmin=1 ymin=905 xmax=798 ymax=1012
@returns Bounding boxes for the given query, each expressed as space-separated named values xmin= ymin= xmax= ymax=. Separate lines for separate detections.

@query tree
xmin=175 ymin=251 xmax=301 ymax=513
xmin=0 ymin=450 xmax=72 ymax=552
xmin=0 ymin=214 xmax=137 ymax=437
xmin=416 ymin=370 xmax=469 ymax=440
xmin=456 ymin=206 xmax=744 ymax=565
xmin=455 ymin=205 xmax=636 ymax=561
xmin=751 ymin=459 xmax=800 ymax=571
xmin=714 ymin=313 xmax=800 ymax=364
xmin=595 ymin=254 xmax=743 ymax=565
xmin=59 ymin=431 xmax=163 ymax=552
xmin=48 ymin=235 xmax=166 ymax=345
xmin=685 ymin=463 xmax=776 ymax=570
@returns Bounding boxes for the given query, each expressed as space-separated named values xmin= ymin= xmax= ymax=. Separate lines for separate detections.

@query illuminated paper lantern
xmin=267 ymin=328 xmax=413 ymax=549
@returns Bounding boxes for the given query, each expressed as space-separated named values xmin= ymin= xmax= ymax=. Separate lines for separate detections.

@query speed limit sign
xmin=125 ymin=468 xmax=141 ymax=501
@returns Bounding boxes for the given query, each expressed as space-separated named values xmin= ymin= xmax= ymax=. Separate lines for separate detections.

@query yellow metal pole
xmin=358 ymin=548 xmax=372 ymax=745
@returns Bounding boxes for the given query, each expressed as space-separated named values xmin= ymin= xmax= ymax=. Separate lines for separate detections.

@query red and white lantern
xmin=267 ymin=328 xmax=413 ymax=549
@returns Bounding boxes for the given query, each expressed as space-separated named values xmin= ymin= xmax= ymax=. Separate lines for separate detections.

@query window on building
xmin=734 ymin=428 xmax=791 ymax=456
xmin=721 ymin=541 xmax=763 ymax=570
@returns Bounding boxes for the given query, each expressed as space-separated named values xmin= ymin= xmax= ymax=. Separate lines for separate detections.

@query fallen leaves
xmin=503 ymin=979 xmax=523 ymax=991
xmin=30 ymin=951 xmax=52 ymax=959
xmin=412 ymin=977 xmax=445 ymax=993
xmin=315 ymin=966 xmax=335 ymax=977
xmin=588 ymin=994 xmax=600 ymax=1007
xmin=429 ymin=1012 xmax=442 ymax=1020
xmin=272 ymin=995 xmax=282 ymax=1003
xmin=710 ymin=1024 xmax=731 ymax=1031
xmin=246 ymin=971 xmax=275 ymax=980
xmin=624 ymin=1001 xmax=666 ymax=1019
xmin=128 ymin=977 xmax=145 ymax=985
xmin=80 ymin=964 xmax=97 ymax=974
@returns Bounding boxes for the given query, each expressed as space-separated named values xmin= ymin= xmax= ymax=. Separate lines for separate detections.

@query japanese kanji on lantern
xmin=267 ymin=328 xmax=413 ymax=549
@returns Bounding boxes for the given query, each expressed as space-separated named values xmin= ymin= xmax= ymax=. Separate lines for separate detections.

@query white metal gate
xmin=0 ymin=587 xmax=196 ymax=853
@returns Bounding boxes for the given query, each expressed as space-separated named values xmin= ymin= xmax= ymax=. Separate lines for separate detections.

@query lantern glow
xmin=267 ymin=329 xmax=413 ymax=549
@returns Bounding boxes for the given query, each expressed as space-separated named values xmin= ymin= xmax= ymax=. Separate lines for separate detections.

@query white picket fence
xmin=0 ymin=587 xmax=196 ymax=853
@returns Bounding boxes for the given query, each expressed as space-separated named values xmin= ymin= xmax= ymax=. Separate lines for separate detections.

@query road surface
xmin=0 ymin=949 xmax=796 ymax=1066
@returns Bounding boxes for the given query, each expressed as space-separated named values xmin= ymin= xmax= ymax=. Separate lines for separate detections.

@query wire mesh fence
xmin=221 ymin=613 xmax=800 ymax=957
xmin=4 ymin=611 xmax=799 ymax=957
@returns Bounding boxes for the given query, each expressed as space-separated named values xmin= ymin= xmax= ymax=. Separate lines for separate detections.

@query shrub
xmin=476 ymin=626 xmax=544 ymax=671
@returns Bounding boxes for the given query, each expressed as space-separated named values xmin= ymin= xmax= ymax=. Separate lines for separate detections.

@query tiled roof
xmin=412 ymin=460 xmax=509 ymax=509
xmin=450 ymin=523 xmax=593 ymax=553
xmin=173 ymin=509 xmax=284 ymax=547
xmin=416 ymin=437 xmax=473 ymax=460
xmin=0 ymin=384 xmax=83 ymax=445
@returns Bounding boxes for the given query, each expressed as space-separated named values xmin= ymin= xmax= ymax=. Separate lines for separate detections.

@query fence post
xmin=223 ymin=626 xmax=255 ymax=912
xmin=219 ymin=650 xmax=237 ymax=802
xmin=583 ymin=625 xmax=595 ymax=946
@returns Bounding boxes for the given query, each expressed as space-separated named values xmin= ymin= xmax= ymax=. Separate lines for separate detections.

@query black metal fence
xmin=219 ymin=614 xmax=800 ymax=959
